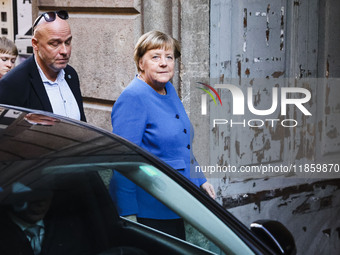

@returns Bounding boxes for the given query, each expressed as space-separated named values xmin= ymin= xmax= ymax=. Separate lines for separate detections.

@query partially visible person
xmin=109 ymin=30 xmax=215 ymax=240
xmin=0 ymin=182 xmax=91 ymax=255
xmin=0 ymin=180 xmax=148 ymax=255
xmin=0 ymin=36 xmax=18 ymax=79
xmin=0 ymin=10 xmax=86 ymax=121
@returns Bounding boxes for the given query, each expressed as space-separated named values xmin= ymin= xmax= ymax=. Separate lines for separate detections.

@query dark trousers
xmin=137 ymin=217 xmax=185 ymax=240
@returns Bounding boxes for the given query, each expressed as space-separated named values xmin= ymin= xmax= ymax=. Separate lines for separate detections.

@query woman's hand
xmin=123 ymin=215 xmax=137 ymax=222
xmin=201 ymin=182 xmax=216 ymax=199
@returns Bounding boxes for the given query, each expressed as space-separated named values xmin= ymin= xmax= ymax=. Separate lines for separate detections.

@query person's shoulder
xmin=64 ymin=65 xmax=80 ymax=84
xmin=64 ymin=64 xmax=78 ymax=76
xmin=114 ymin=78 xmax=150 ymax=110
xmin=65 ymin=64 xmax=76 ymax=72
xmin=120 ymin=77 xmax=148 ymax=97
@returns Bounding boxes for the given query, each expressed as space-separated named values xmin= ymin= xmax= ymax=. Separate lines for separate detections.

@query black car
xmin=0 ymin=105 xmax=296 ymax=255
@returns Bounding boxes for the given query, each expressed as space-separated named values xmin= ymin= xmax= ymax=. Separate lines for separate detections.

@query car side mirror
xmin=250 ymin=220 xmax=296 ymax=255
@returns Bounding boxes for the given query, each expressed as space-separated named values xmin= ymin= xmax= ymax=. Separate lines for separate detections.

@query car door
xmin=0 ymin=105 xmax=292 ymax=254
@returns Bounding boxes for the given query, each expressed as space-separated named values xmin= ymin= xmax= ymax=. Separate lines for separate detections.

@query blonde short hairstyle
xmin=0 ymin=37 xmax=18 ymax=56
xmin=134 ymin=30 xmax=181 ymax=72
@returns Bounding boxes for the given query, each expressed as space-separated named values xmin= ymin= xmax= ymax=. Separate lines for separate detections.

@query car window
xmin=185 ymin=222 xmax=226 ymax=255
xmin=0 ymin=167 xmax=222 ymax=255
xmin=40 ymin=163 xmax=253 ymax=254
xmin=0 ymin=171 xmax=122 ymax=254
xmin=98 ymin=168 xmax=227 ymax=254
xmin=108 ymin=164 xmax=252 ymax=254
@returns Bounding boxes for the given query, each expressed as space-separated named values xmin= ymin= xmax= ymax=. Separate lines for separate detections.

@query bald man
xmin=0 ymin=11 xmax=86 ymax=121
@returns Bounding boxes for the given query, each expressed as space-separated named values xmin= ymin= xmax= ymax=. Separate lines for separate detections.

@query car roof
xmin=0 ymin=105 xmax=161 ymax=202
xmin=0 ymin=105 xmax=150 ymax=179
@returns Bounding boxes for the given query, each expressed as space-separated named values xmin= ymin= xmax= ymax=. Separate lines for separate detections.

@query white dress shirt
xmin=35 ymin=58 xmax=81 ymax=120
xmin=9 ymin=213 xmax=45 ymax=255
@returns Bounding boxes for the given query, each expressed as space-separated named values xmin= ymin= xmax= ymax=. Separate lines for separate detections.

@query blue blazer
xmin=110 ymin=77 xmax=206 ymax=219
xmin=0 ymin=55 xmax=86 ymax=122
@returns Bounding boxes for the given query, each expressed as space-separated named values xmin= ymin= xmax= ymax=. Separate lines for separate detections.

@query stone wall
xmin=33 ymin=0 xmax=210 ymax=168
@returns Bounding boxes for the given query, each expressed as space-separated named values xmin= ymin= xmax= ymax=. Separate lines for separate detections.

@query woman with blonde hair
xmin=110 ymin=30 xmax=215 ymax=240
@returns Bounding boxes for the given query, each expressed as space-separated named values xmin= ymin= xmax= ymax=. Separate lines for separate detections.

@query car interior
xmin=0 ymin=170 xmax=216 ymax=255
